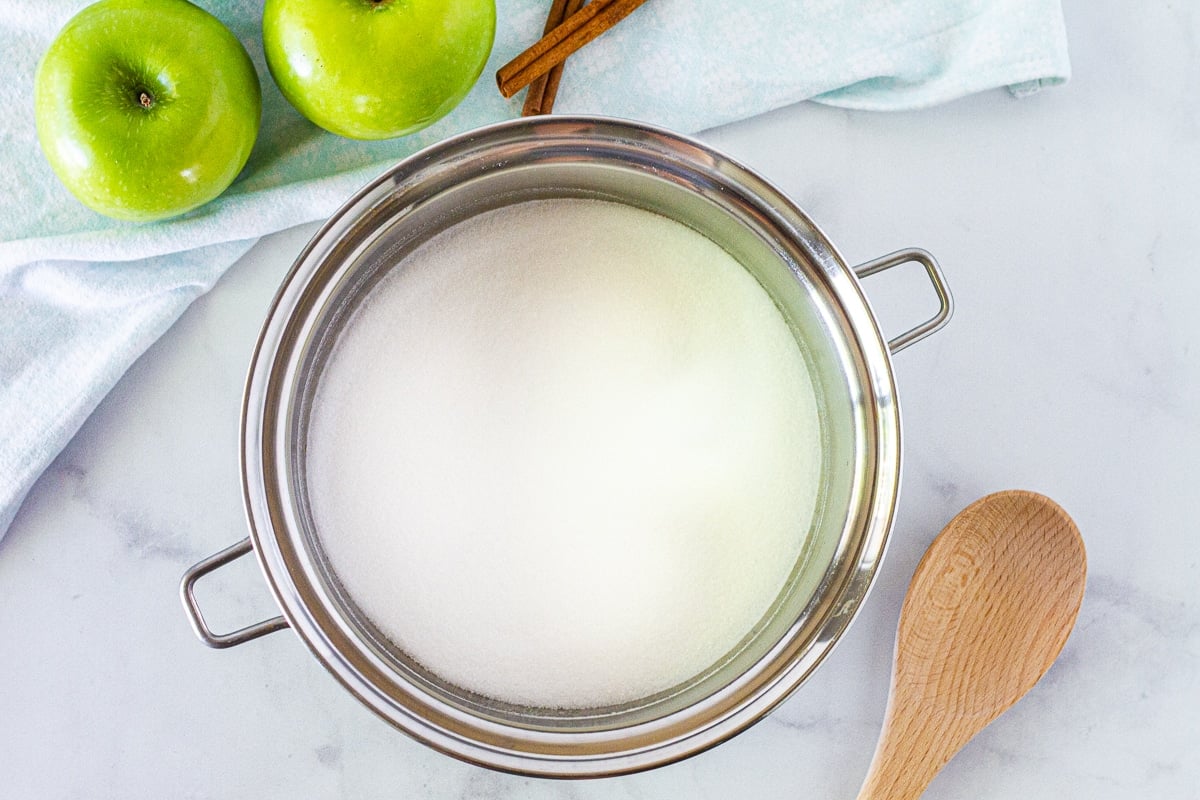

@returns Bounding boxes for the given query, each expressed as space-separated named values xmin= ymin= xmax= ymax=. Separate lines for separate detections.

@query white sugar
xmin=306 ymin=199 xmax=822 ymax=709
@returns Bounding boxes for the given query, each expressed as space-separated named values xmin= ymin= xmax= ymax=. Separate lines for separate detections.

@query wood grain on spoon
xmin=857 ymin=490 xmax=1087 ymax=800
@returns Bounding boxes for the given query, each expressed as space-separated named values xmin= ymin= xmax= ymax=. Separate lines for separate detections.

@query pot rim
xmin=238 ymin=115 xmax=904 ymax=777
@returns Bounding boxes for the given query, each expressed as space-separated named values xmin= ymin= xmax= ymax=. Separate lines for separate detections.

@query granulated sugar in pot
xmin=305 ymin=198 xmax=824 ymax=709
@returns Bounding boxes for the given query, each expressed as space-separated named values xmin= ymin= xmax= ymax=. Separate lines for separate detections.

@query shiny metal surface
xmin=852 ymin=248 xmax=954 ymax=353
xmin=182 ymin=116 xmax=951 ymax=777
xmin=179 ymin=537 xmax=289 ymax=648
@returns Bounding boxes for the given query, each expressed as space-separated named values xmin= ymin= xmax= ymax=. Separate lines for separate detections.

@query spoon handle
xmin=854 ymin=701 xmax=951 ymax=800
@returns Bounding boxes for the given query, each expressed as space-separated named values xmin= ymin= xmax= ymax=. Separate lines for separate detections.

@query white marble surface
xmin=2 ymin=1 xmax=1198 ymax=796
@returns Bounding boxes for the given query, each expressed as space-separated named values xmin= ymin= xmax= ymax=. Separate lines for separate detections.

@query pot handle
xmin=852 ymin=248 xmax=954 ymax=353
xmin=180 ymin=537 xmax=289 ymax=649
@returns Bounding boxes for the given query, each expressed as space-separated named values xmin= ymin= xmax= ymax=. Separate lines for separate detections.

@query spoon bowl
xmin=856 ymin=490 xmax=1087 ymax=799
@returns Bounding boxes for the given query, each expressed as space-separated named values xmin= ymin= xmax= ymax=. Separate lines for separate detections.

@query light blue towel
xmin=0 ymin=0 xmax=1070 ymax=538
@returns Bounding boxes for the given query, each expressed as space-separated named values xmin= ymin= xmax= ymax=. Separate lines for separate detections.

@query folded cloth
xmin=0 ymin=0 xmax=1070 ymax=538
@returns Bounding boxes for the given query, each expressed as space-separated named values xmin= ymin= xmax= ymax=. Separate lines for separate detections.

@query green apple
xmin=263 ymin=0 xmax=495 ymax=140
xmin=34 ymin=0 xmax=261 ymax=222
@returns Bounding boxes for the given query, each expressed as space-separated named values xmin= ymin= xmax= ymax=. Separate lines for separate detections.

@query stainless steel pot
xmin=180 ymin=116 xmax=951 ymax=777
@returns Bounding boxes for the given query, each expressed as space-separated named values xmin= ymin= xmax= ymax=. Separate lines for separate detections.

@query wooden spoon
xmin=856 ymin=490 xmax=1087 ymax=800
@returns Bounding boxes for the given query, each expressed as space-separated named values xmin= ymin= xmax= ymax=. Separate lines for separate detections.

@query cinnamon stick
xmin=498 ymin=0 xmax=650 ymax=99
xmin=522 ymin=0 xmax=588 ymax=116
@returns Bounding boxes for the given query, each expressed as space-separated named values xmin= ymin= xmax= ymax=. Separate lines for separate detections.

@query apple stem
xmin=138 ymin=90 xmax=153 ymax=109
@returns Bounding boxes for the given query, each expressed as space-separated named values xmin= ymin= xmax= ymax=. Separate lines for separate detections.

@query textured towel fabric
xmin=0 ymin=0 xmax=1070 ymax=538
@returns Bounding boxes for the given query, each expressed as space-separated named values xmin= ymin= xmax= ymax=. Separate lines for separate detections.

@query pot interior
xmin=279 ymin=154 xmax=871 ymax=734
